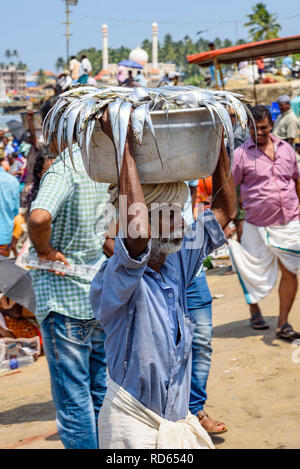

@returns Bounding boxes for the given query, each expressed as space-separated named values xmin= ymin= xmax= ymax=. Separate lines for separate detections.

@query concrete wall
xmin=225 ymin=79 xmax=300 ymax=105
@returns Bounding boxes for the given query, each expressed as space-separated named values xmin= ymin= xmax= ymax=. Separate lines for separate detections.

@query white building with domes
xmin=95 ymin=22 xmax=176 ymax=86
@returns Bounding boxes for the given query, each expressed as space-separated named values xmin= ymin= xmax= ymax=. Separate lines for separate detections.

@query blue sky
xmin=1 ymin=0 xmax=300 ymax=73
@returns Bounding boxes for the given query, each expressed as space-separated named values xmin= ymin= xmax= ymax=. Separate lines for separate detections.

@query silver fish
xmin=44 ymin=98 xmax=69 ymax=145
xmin=56 ymin=100 xmax=79 ymax=157
xmin=66 ymin=101 xmax=84 ymax=169
xmin=131 ymin=104 xmax=148 ymax=144
xmin=117 ymin=101 xmax=132 ymax=174
xmin=108 ymin=98 xmax=123 ymax=167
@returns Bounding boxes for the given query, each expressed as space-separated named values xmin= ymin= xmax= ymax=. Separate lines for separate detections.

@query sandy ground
xmin=1 ymin=267 xmax=300 ymax=450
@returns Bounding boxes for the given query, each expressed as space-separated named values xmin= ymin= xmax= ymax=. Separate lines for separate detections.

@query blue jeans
xmin=187 ymin=272 xmax=213 ymax=415
xmin=41 ymin=311 xmax=107 ymax=449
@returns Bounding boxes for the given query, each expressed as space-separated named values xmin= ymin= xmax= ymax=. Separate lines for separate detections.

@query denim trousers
xmin=187 ymin=273 xmax=213 ymax=415
xmin=41 ymin=311 xmax=107 ymax=449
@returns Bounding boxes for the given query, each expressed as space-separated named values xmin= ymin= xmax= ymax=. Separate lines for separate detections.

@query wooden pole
xmin=218 ymin=62 xmax=225 ymax=90
xmin=213 ymin=58 xmax=219 ymax=89
xmin=251 ymin=60 xmax=257 ymax=105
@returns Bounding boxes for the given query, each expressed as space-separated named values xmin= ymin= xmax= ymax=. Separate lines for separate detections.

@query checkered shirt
xmin=30 ymin=146 xmax=110 ymax=324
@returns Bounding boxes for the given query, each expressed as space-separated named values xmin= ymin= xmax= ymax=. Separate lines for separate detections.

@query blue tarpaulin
xmin=117 ymin=60 xmax=143 ymax=69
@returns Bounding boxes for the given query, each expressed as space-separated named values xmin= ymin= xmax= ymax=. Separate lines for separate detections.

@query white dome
xmin=129 ymin=47 xmax=148 ymax=64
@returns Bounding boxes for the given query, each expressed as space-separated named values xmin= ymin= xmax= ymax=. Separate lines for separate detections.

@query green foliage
xmin=16 ymin=61 xmax=27 ymax=70
xmin=59 ymin=35 xmax=245 ymax=81
xmin=244 ymin=2 xmax=281 ymax=41
xmin=55 ymin=57 xmax=67 ymax=71
xmin=37 ymin=69 xmax=47 ymax=85
xmin=3 ymin=49 xmax=27 ymax=69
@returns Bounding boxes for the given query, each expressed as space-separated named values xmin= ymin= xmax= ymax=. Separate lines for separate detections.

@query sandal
xmin=276 ymin=323 xmax=300 ymax=341
xmin=197 ymin=410 xmax=228 ymax=435
xmin=250 ymin=312 xmax=269 ymax=330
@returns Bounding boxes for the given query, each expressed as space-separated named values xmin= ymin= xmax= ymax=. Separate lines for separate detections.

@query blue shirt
xmin=0 ymin=167 xmax=20 ymax=245
xmin=90 ymin=209 xmax=226 ymax=422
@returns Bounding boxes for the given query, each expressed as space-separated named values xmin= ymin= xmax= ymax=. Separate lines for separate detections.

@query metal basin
xmin=83 ymin=107 xmax=222 ymax=184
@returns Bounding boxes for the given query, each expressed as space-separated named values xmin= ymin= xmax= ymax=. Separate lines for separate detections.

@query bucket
xmin=82 ymin=107 xmax=223 ymax=184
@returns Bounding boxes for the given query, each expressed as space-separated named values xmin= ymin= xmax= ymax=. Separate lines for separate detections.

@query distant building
xmin=0 ymin=65 xmax=26 ymax=92
xmin=97 ymin=22 xmax=176 ymax=86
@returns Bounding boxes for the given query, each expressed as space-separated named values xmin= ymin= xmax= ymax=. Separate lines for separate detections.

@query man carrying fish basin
xmin=90 ymin=108 xmax=237 ymax=449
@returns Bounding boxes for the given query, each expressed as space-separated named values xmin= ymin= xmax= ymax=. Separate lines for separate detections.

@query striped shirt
xmin=30 ymin=146 xmax=109 ymax=324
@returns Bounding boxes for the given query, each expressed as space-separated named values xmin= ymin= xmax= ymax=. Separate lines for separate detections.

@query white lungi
xmin=98 ymin=378 xmax=214 ymax=449
xmin=228 ymin=220 xmax=300 ymax=304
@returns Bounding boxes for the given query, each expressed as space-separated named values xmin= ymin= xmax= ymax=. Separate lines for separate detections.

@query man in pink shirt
xmin=229 ymin=105 xmax=300 ymax=340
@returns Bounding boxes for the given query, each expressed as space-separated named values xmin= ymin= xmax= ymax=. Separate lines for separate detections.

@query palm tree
xmin=12 ymin=50 xmax=19 ymax=58
xmin=37 ymin=69 xmax=46 ymax=85
xmin=244 ymin=2 xmax=281 ymax=41
xmin=55 ymin=57 xmax=66 ymax=72
xmin=4 ymin=49 xmax=11 ymax=60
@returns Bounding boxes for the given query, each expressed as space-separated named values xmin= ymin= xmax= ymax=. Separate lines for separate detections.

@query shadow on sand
xmin=213 ymin=315 xmax=283 ymax=347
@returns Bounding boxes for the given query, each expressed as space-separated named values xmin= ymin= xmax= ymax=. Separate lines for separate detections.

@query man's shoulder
xmin=275 ymin=135 xmax=295 ymax=152
xmin=45 ymin=147 xmax=86 ymax=179
xmin=286 ymin=110 xmax=299 ymax=123
xmin=0 ymin=170 xmax=19 ymax=187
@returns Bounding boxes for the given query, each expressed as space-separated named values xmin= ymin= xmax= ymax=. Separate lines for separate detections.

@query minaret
xmin=102 ymin=24 xmax=109 ymax=71
xmin=152 ymin=22 xmax=158 ymax=71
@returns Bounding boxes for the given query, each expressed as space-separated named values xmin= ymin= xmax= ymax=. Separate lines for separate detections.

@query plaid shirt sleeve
xmin=30 ymin=169 xmax=72 ymax=220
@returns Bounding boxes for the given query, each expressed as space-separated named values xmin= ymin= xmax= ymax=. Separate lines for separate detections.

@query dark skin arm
xmin=211 ymin=137 xmax=237 ymax=230
xmin=296 ymin=179 xmax=300 ymax=202
xmin=101 ymin=108 xmax=150 ymax=259
xmin=190 ymin=185 xmax=197 ymax=214
xmin=28 ymin=209 xmax=69 ymax=275
xmin=286 ymin=138 xmax=294 ymax=147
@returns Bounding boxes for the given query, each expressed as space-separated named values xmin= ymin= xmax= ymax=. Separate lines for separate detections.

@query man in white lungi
xmin=230 ymin=105 xmax=300 ymax=340
xmin=90 ymin=110 xmax=236 ymax=449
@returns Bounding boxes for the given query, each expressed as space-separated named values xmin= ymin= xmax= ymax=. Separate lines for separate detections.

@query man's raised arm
xmin=211 ymin=137 xmax=237 ymax=230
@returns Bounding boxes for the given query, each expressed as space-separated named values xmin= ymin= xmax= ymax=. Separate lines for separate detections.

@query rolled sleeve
xmin=114 ymin=232 xmax=151 ymax=270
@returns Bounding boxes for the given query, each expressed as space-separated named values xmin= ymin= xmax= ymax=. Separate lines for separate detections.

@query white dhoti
xmin=98 ymin=378 xmax=214 ymax=449
xmin=228 ymin=220 xmax=300 ymax=304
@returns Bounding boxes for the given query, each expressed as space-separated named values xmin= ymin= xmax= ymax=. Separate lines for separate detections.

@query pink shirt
xmin=233 ymin=134 xmax=300 ymax=226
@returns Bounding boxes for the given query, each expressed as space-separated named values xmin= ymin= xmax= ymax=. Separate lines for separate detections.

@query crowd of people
xmin=0 ymin=83 xmax=300 ymax=449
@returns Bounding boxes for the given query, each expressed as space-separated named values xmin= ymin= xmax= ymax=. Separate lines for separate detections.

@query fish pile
xmin=43 ymin=84 xmax=252 ymax=176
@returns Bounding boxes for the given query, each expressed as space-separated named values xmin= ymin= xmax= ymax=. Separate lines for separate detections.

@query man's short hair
xmin=251 ymin=105 xmax=273 ymax=125
xmin=208 ymin=42 xmax=215 ymax=48
xmin=81 ymin=55 xmax=87 ymax=59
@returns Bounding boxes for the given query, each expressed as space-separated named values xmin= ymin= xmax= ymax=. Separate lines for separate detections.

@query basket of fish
xmin=43 ymin=85 xmax=250 ymax=184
